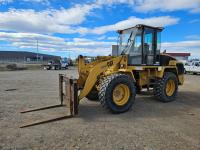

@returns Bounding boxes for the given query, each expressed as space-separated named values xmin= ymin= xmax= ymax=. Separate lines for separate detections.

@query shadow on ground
xmin=78 ymin=90 xmax=200 ymax=122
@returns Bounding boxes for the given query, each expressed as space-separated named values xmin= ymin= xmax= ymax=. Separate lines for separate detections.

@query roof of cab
xmin=117 ymin=24 xmax=164 ymax=33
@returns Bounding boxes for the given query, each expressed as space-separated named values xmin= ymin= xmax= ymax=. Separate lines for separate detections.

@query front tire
xmin=99 ymin=74 xmax=136 ymax=113
xmin=86 ymin=88 xmax=99 ymax=101
xmin=184 ymin=68 xmax=186 ymax=74
xmin=154 ymin=72 xmax=178 ymax=102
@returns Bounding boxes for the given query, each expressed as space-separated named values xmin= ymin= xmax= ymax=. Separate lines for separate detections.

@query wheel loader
xmin=21 ymin=24 xmax=184 ymax=127
xmin=77 ymin=24 xmax=184 ymax=113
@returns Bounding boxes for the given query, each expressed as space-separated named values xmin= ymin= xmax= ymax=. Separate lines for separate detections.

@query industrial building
xmin=166 ymin=52 xmax=191 ymax=62
xmin=0 ymin=51 xmax=61 ymax=63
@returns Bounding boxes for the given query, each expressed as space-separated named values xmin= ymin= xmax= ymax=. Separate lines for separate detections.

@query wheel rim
xmin=165 ymin=79 xmax=175 ymax=96
xmin=112 ymin=84 xmax=130 ymax=106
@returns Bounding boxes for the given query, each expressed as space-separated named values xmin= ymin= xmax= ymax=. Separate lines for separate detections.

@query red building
xmin=166 ymin=53 xmax=191 ymax=61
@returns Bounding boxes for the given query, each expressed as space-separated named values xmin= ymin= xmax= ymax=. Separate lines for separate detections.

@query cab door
xmin=143 ymin=28 xmax=154 ymax=65
xmin=128 ymin=30 xmax=143 ymax=65
xmin=142 ymin=28 xmax=160 ymax=65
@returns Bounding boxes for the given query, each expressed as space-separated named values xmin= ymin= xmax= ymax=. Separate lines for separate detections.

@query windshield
xmin=118 ymin=28 xmax=138 ymax=55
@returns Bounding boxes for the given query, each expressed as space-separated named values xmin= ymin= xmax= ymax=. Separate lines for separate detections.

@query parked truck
xmin=43 ymin=59 xmax=68 ymax=70
xmin=184 ymin=61 xmax=200 ymax=74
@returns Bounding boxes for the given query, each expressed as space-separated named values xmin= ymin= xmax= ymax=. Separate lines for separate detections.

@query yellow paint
xmin=118 ymin=69 xmax=135 ymax=81
xmin=165 ymin=79 xmax=175 ymax=96
xmin=78 ymin=56 xmax=123 ymax=100
xmin=112 ymin=84 xmax=130 ymax=106
xmin=77 ymin=54 xmax=184 ymax=101
xmin=169 ymin=60 xmax=177 ymax=66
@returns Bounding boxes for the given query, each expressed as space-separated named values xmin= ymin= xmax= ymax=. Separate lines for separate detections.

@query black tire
xmin=154 ymin=72 xmax=178 ymax=102
xmin=86 ymin=88 xmax=99 ymax=101
xmin=184 ymin=68 xmax=186 ymax=74
xmin=98 ymin=74 xmax=136 ymax=113
xmin=136 ymin=86 xmax=141 ymax=94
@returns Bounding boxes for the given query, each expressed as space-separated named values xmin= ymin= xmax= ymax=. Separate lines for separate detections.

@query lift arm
xmin=78 ymin=56 xmax=123 ymax=100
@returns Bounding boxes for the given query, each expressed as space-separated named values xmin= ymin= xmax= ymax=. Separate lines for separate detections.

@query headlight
xmin=120 ymin=64 xmax=125 ymax=68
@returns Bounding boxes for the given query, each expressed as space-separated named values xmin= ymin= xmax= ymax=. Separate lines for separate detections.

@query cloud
xmin=0 ymin=5 xmax=179 ymax=35
xmin=0 ymin=32 xmax=114 ymax=55
xmin=98 ymin=0 xmax=200 ymax=13
xmin=23 ymin=0 xmax=50 ymax=5
xmin=134 ymin=0 xmax=200 ymax=13
xmin=185 ymin=35 xmax=200 ymax=40
xmin=162 ymin=40 xmax=200 ymax=57
xmin=0 ymin=0 xmax=50 ymax=5
xmin=97 ymin=35 xmax=106 ymax=40
xmin=107 ymin=36 xmax=117 ymax=40
xmin=0 ymin=32 xmax=65 ymax=42
xmin=88 ymin=16 xmax=179 ymax=34
xmin=96 ymin=0 xmax=134 ymax=6
xmin=77 ymin=15 xmax=179 ymax=35
xmin=0 ymin=0 xmax=199 ymax=57
xmin=23 ymin=0 xmax=48 ymax=2
xmin=189 ymin=19 xmax=200 ymax=24
xmin=0 ymin=32 xmax=67 ymax=52
xmin=163 ymin=40 xmax=200 ymax=48
xmin=1 ymin=32 xmax=200 ymax=57
xmin=0 ymin=3 xmax=98 ymax=34
xmin=2 ymin=0 xmax=200 ymax=14
xmin=190 ymin=7 xmax=200 ymax=13
xmin=0 ymin=0 xmax=13 ymax=4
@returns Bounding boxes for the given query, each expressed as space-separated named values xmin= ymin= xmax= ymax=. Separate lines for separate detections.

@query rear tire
xmin=99 ymin=74 xmax=136 ymax=113
xmin=184 ymin=68 xmax=186 ymax=74
xmin=154 ymin=72 xmax=178 ymax=102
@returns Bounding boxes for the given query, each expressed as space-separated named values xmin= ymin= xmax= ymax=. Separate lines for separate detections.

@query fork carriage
xmin=20 ymin=74 xmax=78 ymax=128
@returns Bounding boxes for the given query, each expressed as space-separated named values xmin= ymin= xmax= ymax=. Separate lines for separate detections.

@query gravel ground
xmin=0 ymin=68 xmax=200 ymax=150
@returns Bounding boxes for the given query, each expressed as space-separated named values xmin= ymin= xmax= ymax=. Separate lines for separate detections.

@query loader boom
xmin=78 ymin=55 xmax=124 ymax=100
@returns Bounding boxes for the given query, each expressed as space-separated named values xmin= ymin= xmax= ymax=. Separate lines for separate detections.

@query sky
xmin=0 ymin=0 xmax=200 ymax=59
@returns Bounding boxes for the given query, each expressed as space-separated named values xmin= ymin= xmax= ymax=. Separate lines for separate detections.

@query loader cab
xmin=118 ymin=24 xmax=163 ymax=65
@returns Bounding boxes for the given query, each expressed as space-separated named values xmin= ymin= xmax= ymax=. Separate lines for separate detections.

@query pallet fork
xmin=20 ymin=74 xmax=78 ymax=128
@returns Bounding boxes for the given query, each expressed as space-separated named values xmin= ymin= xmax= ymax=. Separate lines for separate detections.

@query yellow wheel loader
xmin=77 ymin=24 xmax=184 ymax=113
xmin=21 ymin=24 xmax=184 ymax=127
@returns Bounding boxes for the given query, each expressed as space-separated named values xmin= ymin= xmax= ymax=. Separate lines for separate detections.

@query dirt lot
xmin=0 ymin=69 xmax=200 ymax=150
